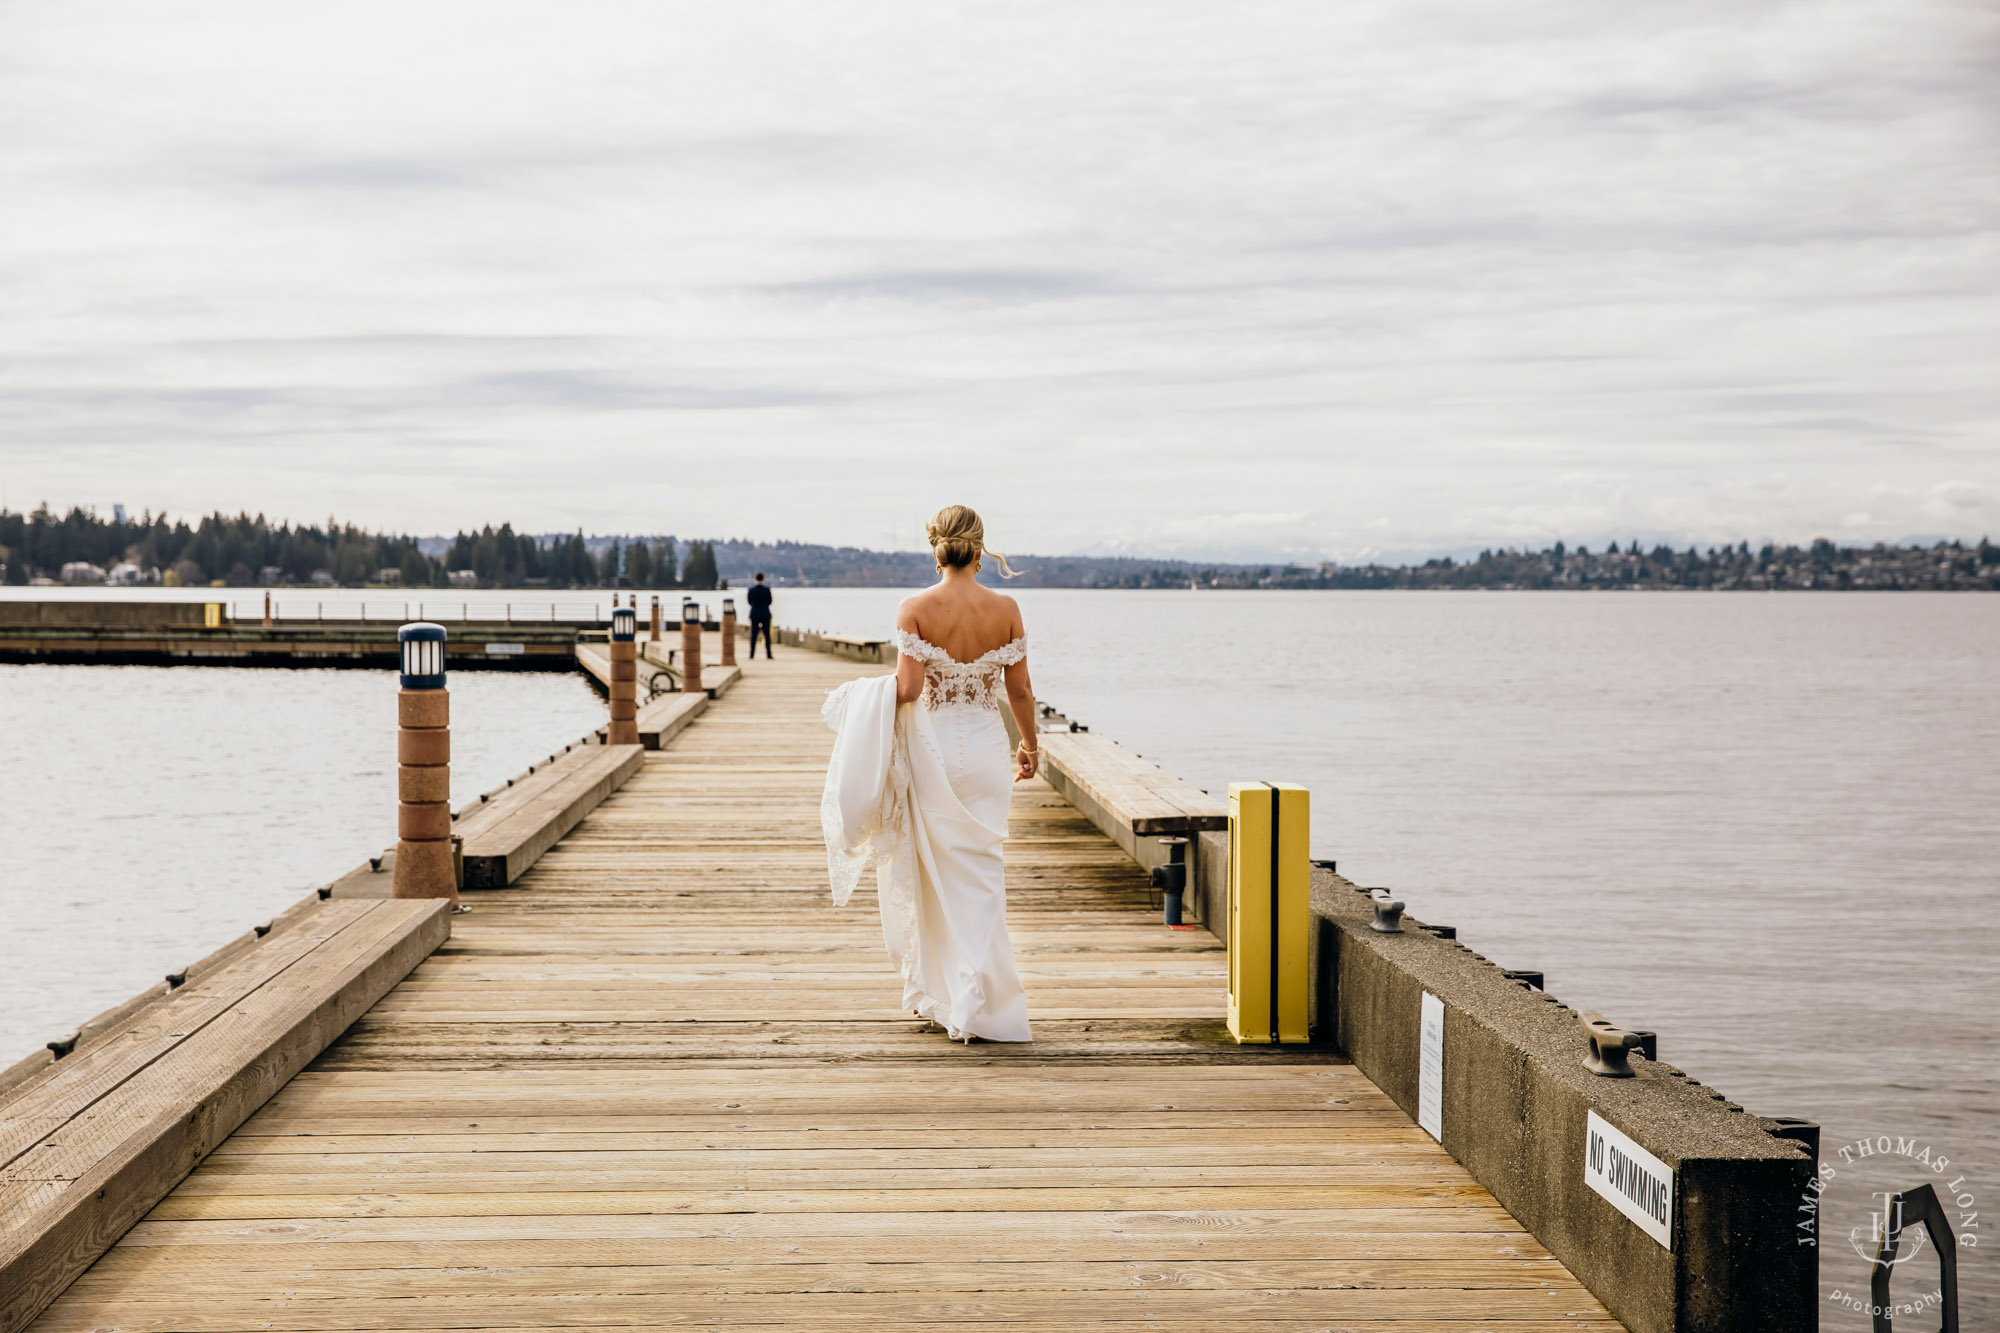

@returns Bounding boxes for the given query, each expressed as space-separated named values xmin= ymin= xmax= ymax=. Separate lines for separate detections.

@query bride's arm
xmin=1002 ymin=607 xmax=1037 ymax=778
xmin=1004 ymin=658 xmax=1038 ymax=779
xmin=894 ymin=602 xmax=925 ymax=705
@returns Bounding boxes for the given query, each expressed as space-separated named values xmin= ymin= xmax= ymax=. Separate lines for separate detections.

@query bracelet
xmin=1018 ymin=741 xmax=1039 ymax=753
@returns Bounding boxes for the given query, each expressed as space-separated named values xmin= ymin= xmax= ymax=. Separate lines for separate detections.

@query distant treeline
xmin=5 ymin=505 xmax=1994 ymax=591
xmin=446 ymin=526 xmax=718 ymax=590
xmin=1297 ymin=538 xmax=2000 ymax=592
xmin=704 ymin=535 xmax=2000 ymax=591
xmin=0 ymin=507 xmax=722 ymax=589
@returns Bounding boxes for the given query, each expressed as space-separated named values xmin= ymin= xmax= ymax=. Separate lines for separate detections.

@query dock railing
xmin=762 ymin=623 xmax=890 ymax=663
xmin=265 ymin=601 xmax=604 ymax=623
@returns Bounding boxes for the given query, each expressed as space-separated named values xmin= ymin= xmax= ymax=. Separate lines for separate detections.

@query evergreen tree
xmin=681 ymin=540 xmax=718 ymax=590
xmin=399 ymin=547 xmax=433 ymax=587
xmin=626 ymin=541 xmax=654 ymax=587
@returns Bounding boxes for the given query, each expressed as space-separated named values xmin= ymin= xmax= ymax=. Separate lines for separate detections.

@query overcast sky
xmin=2 ymin=1 xmax=1995 ymax=561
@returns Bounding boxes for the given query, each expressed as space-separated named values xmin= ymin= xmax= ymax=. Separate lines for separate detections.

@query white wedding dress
xmin=820 ymin=630 xmax=1032 ymax=1042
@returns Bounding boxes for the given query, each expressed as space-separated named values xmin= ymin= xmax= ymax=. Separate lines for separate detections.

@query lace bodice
xmin=891 ymin=629 xmax=1027 ymax=711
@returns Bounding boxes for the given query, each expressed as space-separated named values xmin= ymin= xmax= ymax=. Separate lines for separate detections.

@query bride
xmin=820 ymin=505 xmax=1038 ymax=1043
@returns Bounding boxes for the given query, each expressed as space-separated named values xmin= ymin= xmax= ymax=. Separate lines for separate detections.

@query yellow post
xmin=1227 ymin=782 xmax=1310 ymax=1044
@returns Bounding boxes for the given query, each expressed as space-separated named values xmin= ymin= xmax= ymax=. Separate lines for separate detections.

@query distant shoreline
xmin=4 ymin=507 xmax=1994 ymax=593
xmin=1 ymin=582 xmax=1992 ymax=598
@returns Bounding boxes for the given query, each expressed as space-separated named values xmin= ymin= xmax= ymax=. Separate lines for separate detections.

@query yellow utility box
xmin=202 ymin=603 xmax=223 ymax=629
xmin=1227 ymin=782 xmax=1311 ymax=1044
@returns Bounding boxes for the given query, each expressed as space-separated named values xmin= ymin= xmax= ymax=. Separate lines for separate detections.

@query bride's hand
xmin=1015 ymin=742 xmax=1039 ymax=782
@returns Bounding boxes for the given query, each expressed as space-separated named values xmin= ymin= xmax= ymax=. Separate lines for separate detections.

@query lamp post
xmin=720 ymin=596 xmax=737 ymax=666
xmin=608 ymin=603 xmax=639 ymax=745
xmin=649 ymin=595 xmax=661 ymax=643
xmin=393 ymin=623 xmax=457 ymax=902
xmin=680 ymin=598 xmax=703 ymax=696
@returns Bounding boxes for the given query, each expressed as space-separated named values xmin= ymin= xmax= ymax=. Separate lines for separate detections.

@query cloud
xmin=0 ymin=0 xmax=1995 ymax=557
xmin=766 ymin=268 xmax=1110 ymax=305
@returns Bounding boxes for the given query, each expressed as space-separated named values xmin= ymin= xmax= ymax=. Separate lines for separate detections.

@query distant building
xmin=61 ymin=561 xmax=108 ymax=584
xmin=260 ymin=565 xmax=286 ymax=586
xmin=106 ymin=562 xmax=158 ymax=586
xmin=112 ymin=504 xmax=126 ymax=524
xmin=310 ymin=570 xmax=336 ymax=586
xmin=447 ymin=569 xmax=479 ymax=587
xmin=376 ymin=568 xmax=402 ymax=585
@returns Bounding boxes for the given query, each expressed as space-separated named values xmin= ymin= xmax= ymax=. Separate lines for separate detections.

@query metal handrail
xmin=261 ymin=602 xmax=605 ymax=623
xmin=1870 ymin=1181 xmax=1959 ymax=1332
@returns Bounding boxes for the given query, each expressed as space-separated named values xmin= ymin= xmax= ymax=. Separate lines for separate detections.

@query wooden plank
xmin=59 ymin=1256 xmax=1585 ymax=1293
xmin=0 ymin=905 xmax=380 ymax=1165
xmin=0 ymin=900 xmax=451 ymax=1333
xmin=84 ymin=1231 xmax=1558 ymax=1263
xmin=1038 ymin=732 xmax=1226 ymax=837
xmin=452 ymin=746 xmax=606 ymax=842
xmin=456 ymin=745 xmax=644 ymax=890
xmin=26 ymin=1289 xmax=1610 ymax=1331
xmin=571 ymin=641 xmax=613 ymax=688
xmin=113 ymin=1207 xmax=1544 ymax=1246
xmin=632 ymin=690 xmax=705 ymax=750
xmin=700 ymin=662 xmax=742 ymax=696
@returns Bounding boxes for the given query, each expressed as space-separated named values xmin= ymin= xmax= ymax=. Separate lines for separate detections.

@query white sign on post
xmin=483 ymin=642 xmax=525 ymax=656
xmin=1417 ymin=991 xmax=1444 ymax=1141
xmin=1584 ymin=1110 xmax=1674 ymax=1249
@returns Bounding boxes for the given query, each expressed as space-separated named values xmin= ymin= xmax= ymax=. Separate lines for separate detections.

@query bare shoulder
xmin=895 ymin=593 xmax=927 ymax=632
xmin=988 ymin=589 xmax=1025 ymax=636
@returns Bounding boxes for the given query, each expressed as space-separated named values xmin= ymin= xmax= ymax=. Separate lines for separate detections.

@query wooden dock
xmin=21 ymin=645 xmax=1618 ymax=1330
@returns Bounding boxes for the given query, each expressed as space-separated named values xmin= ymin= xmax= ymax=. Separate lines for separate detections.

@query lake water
xmin=0 ymin=657 xmax=608 ymax=1053
xmin=2 ymin=586 xmax=1992 ymax=1321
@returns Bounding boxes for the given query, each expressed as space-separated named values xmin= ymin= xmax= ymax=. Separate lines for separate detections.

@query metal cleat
xmin=1581 ymin=1011 xmax=1645 ymax=1077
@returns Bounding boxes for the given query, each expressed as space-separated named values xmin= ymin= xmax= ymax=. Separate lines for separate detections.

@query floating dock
xmin=0 ymin=601 xmax=592 ymax=669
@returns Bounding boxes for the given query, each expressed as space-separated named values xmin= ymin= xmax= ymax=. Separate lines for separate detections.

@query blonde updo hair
xmin=927 ymin=504 xmax=1019 ymax=579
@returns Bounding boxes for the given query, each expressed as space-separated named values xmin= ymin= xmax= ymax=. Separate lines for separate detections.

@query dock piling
xmin=1148 ymin=836 xmax=1188 ymax=924
xmin=392 ymin=622 xmax=458 ymax=903
xmin=721 ymin=597 xmax=737 ymax=666
xmin=649 ymin=595 xmax=661 ymax=642
xmin=681 ymin=598 xmax=703 ymax=695
xmin=607 ymin=604 xmax=639 ymax=746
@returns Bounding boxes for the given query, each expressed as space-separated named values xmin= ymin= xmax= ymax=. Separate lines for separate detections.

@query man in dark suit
xmin=746 ymin=572 xmax=774 ymax=658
